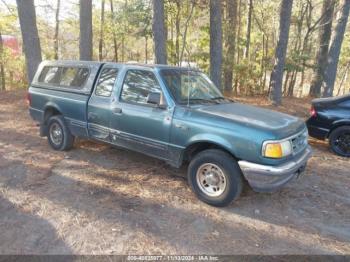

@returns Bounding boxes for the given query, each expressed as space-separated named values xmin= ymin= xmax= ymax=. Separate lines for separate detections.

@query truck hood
xmin=196 ymin=102 xmax=305 ymax=138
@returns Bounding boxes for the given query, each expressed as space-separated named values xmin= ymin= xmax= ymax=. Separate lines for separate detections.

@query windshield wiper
xmin=180 ymin=98 xmax=220 ymax=105
xmin=210 ymin=97 xmax=232 ymax=103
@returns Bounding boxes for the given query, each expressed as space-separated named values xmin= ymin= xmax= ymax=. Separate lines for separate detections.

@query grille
xmin=291 ymin=129 xmax=308 ymax=154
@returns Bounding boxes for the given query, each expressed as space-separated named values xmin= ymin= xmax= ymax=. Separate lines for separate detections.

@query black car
xmin=306 ymin=94 xmax=350 ymax=157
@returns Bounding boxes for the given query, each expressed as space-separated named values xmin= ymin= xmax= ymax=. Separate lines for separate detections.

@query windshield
xmin=159 ymin=69 xmax=224 ymax=104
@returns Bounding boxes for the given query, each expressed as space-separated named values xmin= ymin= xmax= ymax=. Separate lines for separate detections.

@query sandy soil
xmin=0 ymin=90 xmax=349 ymax=255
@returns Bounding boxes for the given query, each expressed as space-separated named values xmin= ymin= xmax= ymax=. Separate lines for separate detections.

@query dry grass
xmin=0 ymin=90 xmax=349 ymax=255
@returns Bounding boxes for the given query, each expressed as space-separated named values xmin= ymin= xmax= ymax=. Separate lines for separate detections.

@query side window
xmin=95 ymin=68 xmax=119 ymax=97
xmin=60 ymin=67 xmax=89 ymax=88
xmin=38 ymin=66 xmax=89 ymax=89
xmin=39 ymin=66 xmax=61 ymax=84
xmin=60 ymin=67 xmax=78 ymax=86
xmin=73 ymin=68 xmax=90 ymax=87
xmin=121 ymin=70 xmax=161 ymax=105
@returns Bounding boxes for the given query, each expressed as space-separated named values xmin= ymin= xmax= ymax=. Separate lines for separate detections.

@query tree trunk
xmin=323 ymin=0 xmax=350 ymax=97
xmin=122 ymin=0 xmax=128 ymax=62
xmin=299 ymin=2 xmax=312 ymax=90
xmin=179 ymin=1 xmax=195 ymax=65
xmin=309 ymin=0 xmax=335 ymax=97
xmin=54 ymin=0 xmax=60 ymax=60
xmin=223 ymin=0 xmax=238 ymax=91
xmin=287 ymin=70 xmax=297 ymax=96
xmin=79 ymin=0 xmax=93 ymax=60
xmin=283 ymin=71 xmax=290 ymax=95
xmin=0 ymin=31 xmax=5 ymax=90
xmin=169 ymin=12 xmax=174 ymax=63
xmin=244 ymin=0 xmax=252 ymax=59
xmin=110 ymin=0 xmax=118 ymax=62
xmin=99 ymin=0 xmax=105 ymax=61
xmin=262 ymin=35 xmax=268 ymax=92
xmin=336 ymin=61 xmax=350 ymax=95
xmin=121 ymin=38 xmax=125 ymax=61
xmin=287 ymin=10 xmax=303 ymax=98
xmin=259 ymin=34 xmax=265 ymax=91
xmin=210 ymin=0 xmax=223 ymax=90
xmin=152 ymin=0 xmax=167 ymax=64
xmin=145 ymin=36 xmax=148 ymax=63
xmin=290 ymin=2 xmax=306 ymax=97
xmin=234 ymin=0 xmax=242 ymax=93
xmin=269 ymin=0 xmax=293 ymax=106
xmin=175 ymin=0 xmax=181 ymax=65
xmin=16 ymin=0 xmax=42 ymax=82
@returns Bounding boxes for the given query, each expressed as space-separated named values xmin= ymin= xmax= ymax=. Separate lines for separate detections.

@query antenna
xmin=187 ymin=69 xmax=192 ymax=107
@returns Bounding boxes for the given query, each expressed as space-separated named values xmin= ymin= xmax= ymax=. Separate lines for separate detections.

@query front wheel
xmin=329 ymin=126 xmax=350 ymax=157
xmin=188 ymin=149 xmax=243 ymax=207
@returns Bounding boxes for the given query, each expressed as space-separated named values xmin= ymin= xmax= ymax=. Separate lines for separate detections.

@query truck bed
xmin=29 ymin=60 xmax=102 ymax=138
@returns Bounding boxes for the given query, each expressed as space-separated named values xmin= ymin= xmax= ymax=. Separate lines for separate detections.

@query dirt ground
xmin=0 ymin=89 xmax=349 ymax=255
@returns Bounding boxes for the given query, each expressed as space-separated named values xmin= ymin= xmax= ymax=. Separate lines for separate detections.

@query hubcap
xmin=49 ymin=122 xmax=63 ymax=146
xmin=196 ymin=163 xmax=227 ymax=197
xmin=335 ymin=132 xmax=350 ymax=155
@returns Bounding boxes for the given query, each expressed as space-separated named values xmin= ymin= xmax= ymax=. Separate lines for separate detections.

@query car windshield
xmin=159 ymin=69 xmax=225 ymax=104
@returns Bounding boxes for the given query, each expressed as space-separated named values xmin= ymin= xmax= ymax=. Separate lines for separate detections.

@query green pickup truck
xmin=28 ymin=60 xmax=312 ymax=207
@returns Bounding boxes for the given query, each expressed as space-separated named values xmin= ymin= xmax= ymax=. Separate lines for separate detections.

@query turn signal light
xmin=264 ymin=143 xmax=283 ymax=158
xmin=263 ymin=140 xmax=292 ymax=158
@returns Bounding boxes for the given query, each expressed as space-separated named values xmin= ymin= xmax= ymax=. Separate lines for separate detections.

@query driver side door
xmin=109 ymin=69 xmax=173 ymax=160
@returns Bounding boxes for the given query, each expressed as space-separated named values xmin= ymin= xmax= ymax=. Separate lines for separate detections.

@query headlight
xmin=262 ymin=140 xmax=292 ymax=158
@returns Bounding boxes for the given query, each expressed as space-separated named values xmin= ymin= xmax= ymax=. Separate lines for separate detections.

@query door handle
xmin=112 ymin=107 xmax=122 ymax=114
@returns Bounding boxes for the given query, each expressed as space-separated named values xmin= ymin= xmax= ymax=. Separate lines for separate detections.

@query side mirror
xmin=147 ymin=92 xmax=161 ymax=105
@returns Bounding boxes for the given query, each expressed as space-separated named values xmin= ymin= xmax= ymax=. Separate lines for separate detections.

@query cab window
xmin=120 ymin=70 xmax=162 ymax=105
xmin=95 ymin=68 xmax=119 ymax=97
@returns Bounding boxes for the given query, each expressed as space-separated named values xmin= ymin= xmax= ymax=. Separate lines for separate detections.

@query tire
xmin=188 ymin=149 xmax=243 ymax=207
xmin=329 ymin=126 xmax=350 ymax=157
xmin=47 ymin=115 xmax=75 ymax=151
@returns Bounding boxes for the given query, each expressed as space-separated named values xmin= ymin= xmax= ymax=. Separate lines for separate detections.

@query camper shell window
xmin=38 ymin=66 xmax=90 ymax=89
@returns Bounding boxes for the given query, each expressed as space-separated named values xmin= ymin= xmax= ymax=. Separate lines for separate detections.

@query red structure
xmin=1 ymin=35 xmax=20 ymax=56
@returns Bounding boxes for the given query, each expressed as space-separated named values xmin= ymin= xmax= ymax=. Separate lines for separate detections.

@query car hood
xmin=312 ymin=94 xmax=350 ymax=107
xmin=196 ymin=102 xmax=305 ymax=138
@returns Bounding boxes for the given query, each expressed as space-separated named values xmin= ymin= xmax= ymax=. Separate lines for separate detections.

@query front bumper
xmin=238 ymin=146 xmax=312 ymax=193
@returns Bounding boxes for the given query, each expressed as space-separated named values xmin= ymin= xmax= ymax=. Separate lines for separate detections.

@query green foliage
xmin=191 ymin=25 xmax=210 ymax=73
xmin=0 ymin=0 xmax=350 ymax=95
xmin=0 ymin=4 xmax=27 ymax=88
xmin=234 ymin=59 xmax=263 ymax=95
xmin=0 ymin=46 xmax=27 ymax=89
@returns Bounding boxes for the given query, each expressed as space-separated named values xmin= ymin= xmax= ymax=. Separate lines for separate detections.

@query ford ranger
xmin=28 ymin=60 xmax=312 ymax=207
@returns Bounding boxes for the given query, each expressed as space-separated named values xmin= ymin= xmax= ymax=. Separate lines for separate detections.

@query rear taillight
xmin=26 ymin=92 xmax=32 ymax=106
xmin=310 ymin=105 xmax=317 ymax=117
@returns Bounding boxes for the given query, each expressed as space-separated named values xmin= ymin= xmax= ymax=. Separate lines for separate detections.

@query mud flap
xmin=40 ymin=124 xmax=48 ymax=137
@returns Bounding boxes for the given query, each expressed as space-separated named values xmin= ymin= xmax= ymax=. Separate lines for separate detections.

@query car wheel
xmin=47 ymin=115 xmax=75 ymax=151
xmin=329 ymin=126 xmax=350 ymax=157
xmin=188 ymin=149 xmax=243 ymax=207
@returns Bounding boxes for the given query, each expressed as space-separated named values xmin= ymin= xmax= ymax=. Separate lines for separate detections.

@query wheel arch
xmin=328 ymin=120 xmax=350 ymax=138
xmin=40 ymin=104 xmax=63 ymax=136
xmin=43 ymin=104 xmax=62 ymax=125
xmin=181 ymin=140 xmax=238 ymax=165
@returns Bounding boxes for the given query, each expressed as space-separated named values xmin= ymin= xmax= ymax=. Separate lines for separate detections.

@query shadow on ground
xmin=0 ymin=90 xmax=349 ymax=254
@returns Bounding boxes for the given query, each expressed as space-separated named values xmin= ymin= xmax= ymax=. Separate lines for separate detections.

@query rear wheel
xmin=329 ymin=126 xmax=350 ymax=157
xmin=188 ymin=149 xmax=243 ymax=207
xmin=47 ymin=115 xmax=75 ymax=151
